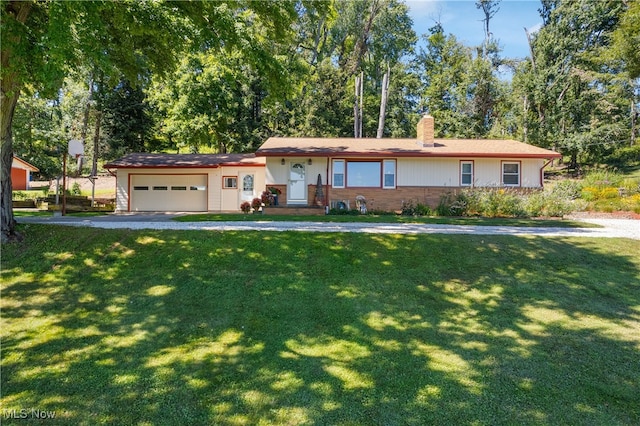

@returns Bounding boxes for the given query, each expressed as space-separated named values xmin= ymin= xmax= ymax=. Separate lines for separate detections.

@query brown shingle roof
xmin=104 ymin=153 xmax=265 ymax=169
xmin=256 ymin=137 xmax=561 ymax=159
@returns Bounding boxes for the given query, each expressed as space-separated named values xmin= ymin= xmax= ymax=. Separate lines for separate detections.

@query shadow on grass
xmin=1 ymin=224 xmax=639 ymax=424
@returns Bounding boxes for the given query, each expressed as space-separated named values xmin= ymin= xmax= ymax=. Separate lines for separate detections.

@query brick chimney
xmin=416 ymin=115 xmax=435 ymax=147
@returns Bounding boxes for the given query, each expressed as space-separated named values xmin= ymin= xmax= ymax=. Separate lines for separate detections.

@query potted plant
xmin=261 ymin=191 xmax=275 ymax=206
xmin=268 ymin=187 xmax=281 ymax=205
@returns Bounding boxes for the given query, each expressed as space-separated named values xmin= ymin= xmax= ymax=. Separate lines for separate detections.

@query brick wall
xmin=270 ymin=184 xmax=540 ymax=212
xmin=326 ymin=186 xmax=459 ymax=211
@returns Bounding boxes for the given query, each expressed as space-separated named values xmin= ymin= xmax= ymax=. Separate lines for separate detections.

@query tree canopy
xmin=3 ymin=0 xmax=639 ymax=241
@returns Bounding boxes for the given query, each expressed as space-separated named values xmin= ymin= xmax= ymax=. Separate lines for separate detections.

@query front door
xmin=288 ymin=162 xmax=306 ymax=204
xmin=240 ymin=173 xmax=255 ymax=205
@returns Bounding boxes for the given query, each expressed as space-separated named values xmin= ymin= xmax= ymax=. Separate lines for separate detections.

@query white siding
xmin=522 ymin=159 xmax=545 ymax=187
xmin=217 ymin=166 xmax=266 ymax=210
xmin=396 ymin=158 xmax=544 ymax=188
xmin=265 ymin=158 xmax=328 ymax=186
xmin=115 ymin=169 xmax=129 ymax=212
xmin=114 ymin=166 xmax=265 ymax=212
xmin=397 ymin=158 xmax=460 ymax=186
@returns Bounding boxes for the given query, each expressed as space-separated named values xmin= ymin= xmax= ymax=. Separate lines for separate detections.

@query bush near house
xmin=425 ymin=170 xmax=640 ymax=218
xmin=433 ymin=187 xmax=576 ymax=218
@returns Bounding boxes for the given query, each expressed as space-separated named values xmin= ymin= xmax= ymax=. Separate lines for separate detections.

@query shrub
xmin=621 ymin=178 xmax=640 ymax=195
xmin=261 ymin=191 xmax=275 ymax=206
xmin=251 ymin=197 xmax=262 ymax=212
xmin=12 ymin=191 xmax=27 ymax=201
xmin=549 ymin=179 xmax=582 ymax=199
xmin=582 ymin=170 xmax=624 ymax=189
xmin=539 ymin=192 xmax=575 ymax=217
xmin=240 ymin=201 xmax=251 ymax=213
xmin=600 ymin=187 xmax=620 ymax=199
xmin=436 ymin=193 xmax=464 ymax=216
xmin=328 ymin=208 xmax=360 ymax=215
xmin=367 ymin=209 xmax=394 ymax=216
xmin=524 ymin=191 xmax=545 ymax=217
xmin=71 ymin=182 xmax=82 ymax=196
xmin=604 ymin=145 xmax=640 ymax=168
xmin=443 ymin=187 xmax=575 ymax=218
xmin=401 ymin=199 xmax=431 ymax=216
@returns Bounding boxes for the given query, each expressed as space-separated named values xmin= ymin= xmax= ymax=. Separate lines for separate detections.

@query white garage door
xmin=130 ymin=174 xmax=207 ymax=212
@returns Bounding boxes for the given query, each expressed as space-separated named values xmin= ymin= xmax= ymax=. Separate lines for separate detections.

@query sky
xmin=405 ymin=0 xmax=544 ymax=59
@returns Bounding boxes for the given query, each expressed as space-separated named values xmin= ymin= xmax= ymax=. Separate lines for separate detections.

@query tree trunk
xmin=376 ymin=65 xmax=390 ymax=138
xmin=632 ymin=91 xmax=637 ymax=145
xmin=1 ymin=1 xmax=32 ymax=242
xmin=354 ymin=74 xmax=361 ymax=138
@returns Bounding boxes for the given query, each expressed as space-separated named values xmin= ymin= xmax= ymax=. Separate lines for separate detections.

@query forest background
xmin=2 ymin=0 xmax=639 ymax=239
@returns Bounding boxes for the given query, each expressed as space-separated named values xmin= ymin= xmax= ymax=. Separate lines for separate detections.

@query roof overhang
xmin=12 ymin=156 xmax=39 ymax=171
xmin=261 ymin=151 xmax=562 ymax=160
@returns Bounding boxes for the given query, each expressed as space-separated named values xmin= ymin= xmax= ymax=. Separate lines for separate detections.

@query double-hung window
xmin=460 ymin=161 xmax=473 ymax=186
xmin=333 ymin=160 xmax=345 ymax=188
xmin=383 ymin=160 xmax=396 ymax=189
xmin=502 ymin=162 xmax=520 ymax=186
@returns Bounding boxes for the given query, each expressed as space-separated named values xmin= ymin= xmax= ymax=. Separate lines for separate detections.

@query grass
xmin=12 ymin=210 xmax=111 ymax=217
xmin=174 ymin=213 xmax=594 ymax=228
xmin=2 ymin=224 xmax=639 ymax=424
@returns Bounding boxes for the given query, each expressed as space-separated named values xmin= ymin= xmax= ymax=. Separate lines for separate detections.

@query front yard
xmin=1 ymin=224 xmax=639 ymax=424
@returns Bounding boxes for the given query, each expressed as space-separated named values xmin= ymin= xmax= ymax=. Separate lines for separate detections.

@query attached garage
xmin=130 ymin=174 xmax=208 ymax=211
xmin=105 ymin=153 xmax=265 ymax=213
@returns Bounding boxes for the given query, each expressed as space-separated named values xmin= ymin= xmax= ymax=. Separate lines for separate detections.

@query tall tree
xmin=513 ymin=0 xmax=627 ymax=168
xmin=1 ymin=0 xmax=297 ymax=241
xmin=102 ymin=79 xmax=158 ymax=159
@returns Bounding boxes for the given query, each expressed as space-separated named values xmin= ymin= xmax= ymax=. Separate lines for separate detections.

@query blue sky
xmin=406 ymin=0 xmax=543 ymax=59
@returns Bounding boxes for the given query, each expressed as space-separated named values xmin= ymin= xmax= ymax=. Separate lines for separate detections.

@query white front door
xmin=240 ymin=173 xmax=255 ymax=204
xmin=288 ymin=162 xmax=306 ymax=204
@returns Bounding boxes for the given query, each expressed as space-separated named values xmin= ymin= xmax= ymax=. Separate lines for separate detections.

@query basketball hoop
xmin=68 ymin=139 xmax=84 ymax=157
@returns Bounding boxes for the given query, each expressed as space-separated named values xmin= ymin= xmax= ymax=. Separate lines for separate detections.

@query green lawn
xmin=175 ymin=213 xmax=594 ymax=228
xmin=2 ymin=224 xmax=639 ymax=425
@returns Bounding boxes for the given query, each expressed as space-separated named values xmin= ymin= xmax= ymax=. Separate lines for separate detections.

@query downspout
xmin=325 ymin=157 xmax=330 ymax=213
xmin=540 ymin=159 xmax=553 ymax=188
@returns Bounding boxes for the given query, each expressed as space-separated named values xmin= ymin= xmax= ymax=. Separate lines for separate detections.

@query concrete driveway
xmin=17 ymin=213 xmax=640 ymax=240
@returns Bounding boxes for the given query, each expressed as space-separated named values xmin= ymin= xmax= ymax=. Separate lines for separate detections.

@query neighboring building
xmin=106 ymin=116 xmax=561 ymax=213
xmin=104 ymin=153 xmax=265 ymax=212
xmin=11 ymin=156 xmax=39 ymax=190
xmin=256 ymin=116 xmax=561 ymax=211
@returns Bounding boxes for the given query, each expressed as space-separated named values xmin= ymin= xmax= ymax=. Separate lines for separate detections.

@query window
xmin=383 ymin=160 xmax=396 ymax=189
xmin=333 ymin=159 xmax=397 ymax=188
xmin=190 ymin=185 xmax=206 ymax=191
xmin=223 ymin=176 xmax=237 ymax=189
xmin=461 ymin=161 xmax=473 ymax=186
xmin=133 ymin=186 xmax=148 ymax=191
xmin=347 ymin=162 xmax=381 ymax=187
xmin=153 ymin=186 xmax=168 ymax=191
xmin=333 ymin=160 xmax=345 ymax=188
xmin=243 ymin=175 xmax=254 ymax=191
xmin=502 ymin=162 xmax=520 ymax=186
xmin=171 ymin=186 xmax=187 ymax=191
